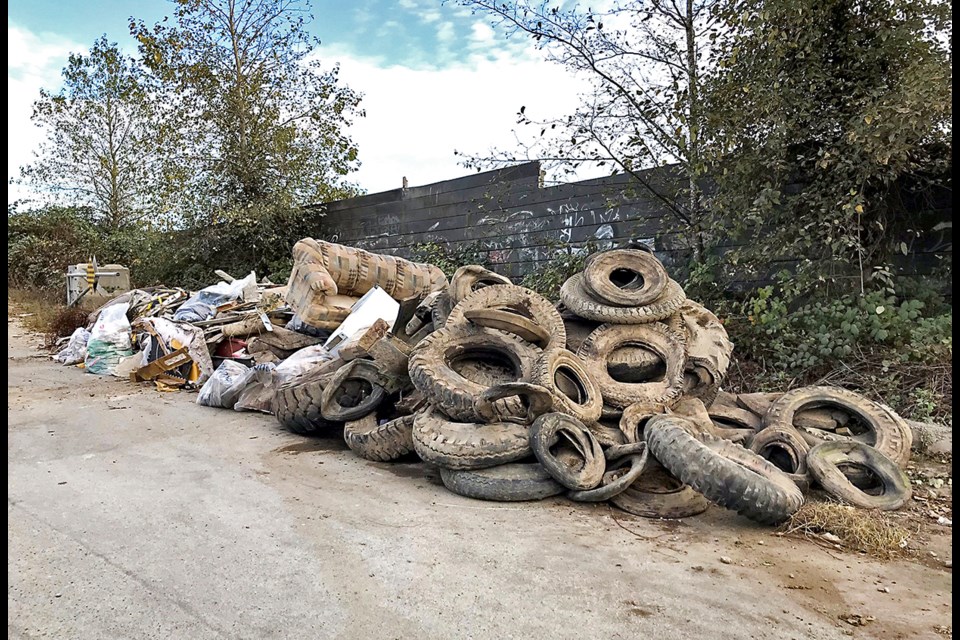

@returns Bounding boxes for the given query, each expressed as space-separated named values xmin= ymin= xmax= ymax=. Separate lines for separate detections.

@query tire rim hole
xmin=609 ymin=268 xmax=645 ymax=290
xmin=761 ymin=444 xmax=800 ymax=474
xmin=337 ymin=379 xmax=373 ymax=408
xmin=555 ymin=366 xmax=588 ymax=404
xmin=837 ymin=462 xmax=883 ymax=493
xmin=634 ymin=467 xmax=684 ymax=493
xmin=449 ymin=349 xmax=519 ymax=385
xmin=607 ymin=345 xmax=666 ymax=383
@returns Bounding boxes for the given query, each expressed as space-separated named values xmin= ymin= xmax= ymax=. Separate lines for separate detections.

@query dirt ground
xmin=7 ymin=316 xmax=952 ymax=640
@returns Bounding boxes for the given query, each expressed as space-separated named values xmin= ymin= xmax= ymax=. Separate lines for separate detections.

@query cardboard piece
xmin=130 ymin=347 xmax=192 ymax=382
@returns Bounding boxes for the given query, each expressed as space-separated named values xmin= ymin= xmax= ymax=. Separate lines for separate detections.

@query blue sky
xmin=8 ymin=0 xmax=592 ymax=200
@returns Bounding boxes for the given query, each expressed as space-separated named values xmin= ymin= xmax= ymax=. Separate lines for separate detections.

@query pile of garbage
xmin=53 ymin=239 xmax=915 ymax=525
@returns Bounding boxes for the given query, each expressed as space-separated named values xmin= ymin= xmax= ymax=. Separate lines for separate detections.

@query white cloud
xmin=436 ymin=21 xmax=456 ymax=43
xmin=7 ymin=22 xmax=85 ymax=205
xmin=320 ymin=43 xmax=600 ymax=195
xmin=7 ymin=20 xmax=605 ymax=209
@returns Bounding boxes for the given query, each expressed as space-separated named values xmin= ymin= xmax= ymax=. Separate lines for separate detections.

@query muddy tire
xmin=607 ymin=345 xmax=665 ymax=382
xmin=474 ymin=382 xmax=555 ymax=425
xmin=560 ymin=273 xmax=686 ymax=324
xmin=530 ymin=413 xmax=606 ymax=490
xmin=531 ymin=348 xmax=603 ymax=425
xmin=748 ymin=424 xmax=812 ymax=492
xmin=708 ymin=403 xmax=762 ymax=431
xmin=566 ymin=444 xmax=649 ymax=502
xmin=582 ymin=249 xmax=668 ymax=307
xmin=590 ymin=404 xmax=629 ymax=447
xmin=273 ymin=369 xmax=342 ymax=435
xmin=806 ymin=441 xmax=912 ymax=510
xmin=409 ymin=322 xmax=541 ymax=422
xmin=449 ymin=265 xmax=512 ymax=305
xmin=464 ymin=308 xmax=552 ymax=348
xmin=619 ymin=402 xmax=668 ymax=443
xmin=763 ymin=386 xmax=912 ymax=469
xmin=343 ymin=414 xmax=416 ymax=462
xmin=610 ymin=459 xmax=711 ymax=519
xmin=446 ymin=284 xmax=566 ymax=350
xmin=645 ymin=415 xmax=804 ymax=525
xmin=411 ymin=405 xmax=532 ymax=470
xmin=577 ymin=323 xmax=686 ymax=409
xmin=562 ymin=315 xmax=601 ymax=353
xmin=431 ymin=291 xmax=454 ymax=329
xmin=439 ymin=464 xmax=565 ymax=502
xmin=319 ymin=360 xmax=388 ymax=422
xmin=678 ymin=301 xmax=733 ymax=397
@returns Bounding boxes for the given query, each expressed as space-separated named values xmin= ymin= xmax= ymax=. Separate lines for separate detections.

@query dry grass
xmin=8 ymin=289 xmax=102 ymax=347
xmin=780 ymin=500 xmax=914 ymax=559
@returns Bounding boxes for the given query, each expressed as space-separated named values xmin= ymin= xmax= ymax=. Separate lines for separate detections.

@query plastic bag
xmin=85 ymin=303 xmax=134 ymax=375
xmin=53 ymin=327 xmax=90 ymax=365
xmin=196 ymin=360 xmax=255 ymax=409
xmin=273 ymin=344 xmax=334 ymax=384
xmin=133 ymin=317 xmax=216 ymax=384
xmin=234 ymin=363 xmax=278 ymax=413
xmin=173 ymin=271 xmax=257 ymax=323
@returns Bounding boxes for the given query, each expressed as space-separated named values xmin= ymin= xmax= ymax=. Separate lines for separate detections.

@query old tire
xmin=474 ymin=382 xmax=555 ymax=425
xmin=560 ymin=273 xmax=686 ymax=325
xmin=320 ymin=360 xmax=388 ymax=422
xmin=431 ymin=291 xmax=454 ymax=329
xmin=343 ymin=414 xmax=415 ymax=462
xmin=590 ymin=404 xmax=629 ymax=447
xmin=645 ymin=415 xmax=804 ymax=525
xmin=577 ymin=323 xmax=686 ymax=409
xmin=609 ymin=459 xmax=711 ymax=519
xmin=619 ymin=402 xmax=668 ymax=443
xmin=566 ymin=444 xmax=649 ymax=502
xmin=449 ymin=265 xmax=512 ymax=305
xmin=530 ymin=413 xmax=606 ymax=490
xmin=439 ymin=464 xmax=565 ymax=502
xmin=531 ymin=348 xmax=603 ymax=425
xmin=409 ymin=322 xmax=541 ymax=422
xmin=807 ymin=441 xmax=912 ymax=510
xmin=582 ymin=249 xmax=668 ymax=307
xmin=445 ymin=284 xmax=566 ymax=350
xmin=411 ymin=406 xmax=531 ymax=470
xmin=763 ymin=386 xmax=912 ymax=469
xmin=274 ymin=374 xmax=340 ymax=435
xmin=748 ymin=424 xmax=812 ymax=492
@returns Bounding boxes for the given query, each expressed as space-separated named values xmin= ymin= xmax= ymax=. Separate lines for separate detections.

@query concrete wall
xmin=307 ymin=162 xmax=951 ymax=285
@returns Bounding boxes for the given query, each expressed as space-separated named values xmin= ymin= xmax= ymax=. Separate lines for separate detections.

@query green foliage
xmin=15 ymin=36 xmax=167 ymax=230
xmin=738 ymin=287 xmax=951 ymax=374
xmin=7 ymin=206 xmax=104 ymax=290
xmin=704 ymin=0 xmax=952 ymax=296
xmin=519 ymin=240 xmax=599 ymax=300
xmin=409 ymin=242 xmax=491 ymax=277
xmin=131 ymin=0 xmax=363 ymax=221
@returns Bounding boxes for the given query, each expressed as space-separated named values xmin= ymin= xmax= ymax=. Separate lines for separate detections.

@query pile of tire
xmin=272 ymin=248 xmax=914 ymax=525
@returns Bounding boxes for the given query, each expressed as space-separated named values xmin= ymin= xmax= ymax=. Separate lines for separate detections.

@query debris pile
xmin=53 ymin=239 xmax=916 ymax=525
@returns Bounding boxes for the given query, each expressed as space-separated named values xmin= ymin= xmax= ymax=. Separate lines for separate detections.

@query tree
xmin=15 ymin=36 xmax=166 ymax=230
xmin=453 ymin=0 xmax=721 ymax=258
xmin=704 ymin=0 xmax=952 ymax=298
xmin=131 ymin=0 xmax=364 ymax=223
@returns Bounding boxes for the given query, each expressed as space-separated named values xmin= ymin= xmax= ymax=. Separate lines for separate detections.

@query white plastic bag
xmin=173 ymin=272 xmax=257 ymax=322
xmin=234 ymin=363 xmax=279 ymax=413
xmin=273 ymin=344 xmax=334 ymax=385
xmin=196 ymin=360 xmax=255 ymax=409
xmin=85 ymin=303 xmax=134 ymax=375
xmin=53 ymin=327 xmax=90 ymax=365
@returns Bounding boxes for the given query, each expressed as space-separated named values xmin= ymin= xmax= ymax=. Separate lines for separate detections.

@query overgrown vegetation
xmin=410 ymin=241 xmax=492 ymax=276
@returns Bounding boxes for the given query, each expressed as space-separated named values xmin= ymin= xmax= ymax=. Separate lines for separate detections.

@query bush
xmin=7 ymin=206 xmax=104 ymax=290
xmin=409 ymin=241 xmax=491 ymax=277
xmin=519 ymin=240 xmax=599 ymax=300
xmin=738 ymin=288 xmax=950 ymax=373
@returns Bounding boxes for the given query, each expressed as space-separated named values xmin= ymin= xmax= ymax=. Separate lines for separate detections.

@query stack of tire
xmin=272 ymin=246 xmax=914 ymax=525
